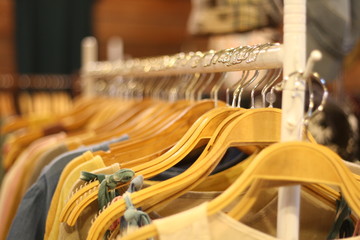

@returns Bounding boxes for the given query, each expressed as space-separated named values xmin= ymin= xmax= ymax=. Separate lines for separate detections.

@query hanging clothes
xmin=2 ymin=41 xmax=360 ymax=240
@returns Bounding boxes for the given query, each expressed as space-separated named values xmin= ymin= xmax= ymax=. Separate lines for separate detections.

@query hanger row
xmin=83 ymin=43 xmax=283 ymax=78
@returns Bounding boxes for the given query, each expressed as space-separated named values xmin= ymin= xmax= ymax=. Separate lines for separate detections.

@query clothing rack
xmin=0 ymin=74 xmax=75 ymax=117
xmin=80 ymin=1 xmax=317 ymax=239
xmin=279 ymin=1 xmax=313 ymax=239
xmin=84 ymin=44 xmax=284 ymax=77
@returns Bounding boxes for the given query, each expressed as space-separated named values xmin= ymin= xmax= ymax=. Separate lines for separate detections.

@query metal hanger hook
xmin=237 ymin=70 xmax=259 ymax=108
xmin=303 ymin=72 xmax=328 ymax=136
xmin=250 ymin=70 xmax=270 ymax=108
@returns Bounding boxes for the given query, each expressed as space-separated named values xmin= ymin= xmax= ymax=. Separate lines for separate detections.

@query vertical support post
xmin=277 ymin=0 xmax=306 ymax=239
xmin=81 ymin=36 xmax=98 ymax=98
xmin=107 ymin=37 xmax=124 ymax=62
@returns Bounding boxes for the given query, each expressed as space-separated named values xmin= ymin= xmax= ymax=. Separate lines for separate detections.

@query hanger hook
xmin=185 ymin=73 xmax=201 ymax=101
xmin=197 ymin=73 xmax=215 ymax=101
xmin=250 ymin=70 xmax=270 ymax=108
xmin=237 ymin=70 xmax=259 ymax=108
xmin=189 ymin=73 xmax=206 ymax=101
xmin=266 ymin=68 xmax=282 ymax=108
xmin=303 ymin=72 xmax=328 ymax=138
xmin=261 ymin=68 xmax=282 ymax=107
xmin=231 ymin=71 xmax=249 ymax=107
xmin=226 ymin=71 xmax=246 ymax=107
xmin=210 ymin=72 xmax=228 ymax=107
xmin=157 ymin=76 xmax=167 ymax=101
xmin=176 ymin=74 xmax=191 ymax=100
xmin=166 ymin=75 xmax=177 ymax=102
xmin=230 ymin=45 xmax=260 ymax=107
xmin=183 ymin=51 xmax=204 ymax=101
xmin=193 ymin=50 xmax=217 ymax=101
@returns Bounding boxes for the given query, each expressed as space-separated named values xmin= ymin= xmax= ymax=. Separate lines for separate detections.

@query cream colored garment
xmin=153 ymin=198 xmax=356 ymax=240
xmin=344 ymin=161 xmax=360 ymax=175
xmin=153 ymin=187 xmax=336 ymax=240
xmin=154 ymin=202 xmax=278 ymax=240
xmin=58 ymin=163 xmax=121 ymax=240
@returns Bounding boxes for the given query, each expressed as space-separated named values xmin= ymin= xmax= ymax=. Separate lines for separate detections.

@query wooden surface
xmin=93 ymin=0 xmax=193 ymax=60
xmin=0 ymin=0 xmax=16 ymax=73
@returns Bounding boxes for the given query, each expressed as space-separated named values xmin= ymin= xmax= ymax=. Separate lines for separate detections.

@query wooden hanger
xmin=81 ymin=107 xmax=284 ymax=240
xmin=60 ymin=103 xmax=239 ymax=225
xmin=226 ymin=179 xmax=340 ymax=221
xmin=121 ymin=141 xmax=360 ymax=240
xmin=108 ymin=73 xmax=227 ymax=145
xmin=59 ymin=101 xmax=229 ymax=225
xmin=97 ymin=99 xmax=220 ymax=163
xmin=2 ymin=97 xmax=113 ymax=169
xmin=126 ymin=100 xmax=192 ymax=139
xmin=119 ymin=70 xmax=354 ymax=239
xmin=78 ymin=99 xmax=159 ymax=145
xmin=83 ymin=99 xmax=136 ymax=131
xmin=128 ymin=107 xmax=246 ymax=177
xmin=72 ymin=73 xmax=213 ymax=150
xmin=79 ymin=73 xmax=198 ymax=145
xmin=98 ymin=72 xmax=233 ymax=158
xmin=60 ymin=73 xmax=219 ymax=222
xmin=208 ymin=141 xmax=360 ymax=217
xmin=142 ymin=108 xmax=283 ymax=214
xmin=85 ymin=105 xmax=360 ymax=240
xmin=0 ymin=94 xmax=97 ymax=134
xmin=62 ymin=70 xmax=277 ymax=228
xmin=90 ymin=99 xmax=154 ymax=132
xmin=77 ymin=99 xmax=189 ymax=147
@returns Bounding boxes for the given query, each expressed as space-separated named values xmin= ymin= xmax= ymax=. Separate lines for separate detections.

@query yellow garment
xmin=44 ymin=151 xmax=94 ymax=240
xmin=58 ymin=163 xmax=121 ymax=240
xmin=46 ymin=155 xmax=107 ymax=240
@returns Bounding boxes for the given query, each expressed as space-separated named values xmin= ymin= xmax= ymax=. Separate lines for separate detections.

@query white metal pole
xmin=277 ymin=0 xmax=306 ymax=239
xmin=107 ymin=37 xmax=124 ymax=62
xmin=81 ymin=36 xmax=98 ymax=98
xmin=84 ymin=45 xmax=284 ymax=77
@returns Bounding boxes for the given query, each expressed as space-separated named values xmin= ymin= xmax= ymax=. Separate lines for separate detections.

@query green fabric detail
xmin=327 ymin=195 xmax=354 ymax=239
xmin=123 ymin=192 xmax=152 ymax=227
xmin=80 ymin=168 xmax=135 ymax=210
xmin=97 ymin=169 xmax=135 ymax=210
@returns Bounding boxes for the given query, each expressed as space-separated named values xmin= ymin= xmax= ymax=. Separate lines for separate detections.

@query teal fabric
xmin=327 ymin=196 xmax=354 ymax=239
xmin=15 ymin=0 xmax=94 ymax=74
xmin=80 ymin=171 xmax=107 ymax=183
xmin=122 ymin=192 xmax=152 ymax=228
xmin=118 ymin=176 xmax=151 ymax=238
xmin=81 ymin=169 xmax=135 ymax=210
xmin=80 ymin=171 xmax=141 ymax=240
